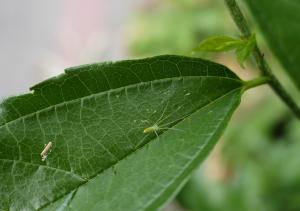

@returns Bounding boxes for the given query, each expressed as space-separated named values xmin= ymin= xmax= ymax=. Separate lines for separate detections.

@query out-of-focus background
xmin=1 ymin=0 xmax=300 ymax=210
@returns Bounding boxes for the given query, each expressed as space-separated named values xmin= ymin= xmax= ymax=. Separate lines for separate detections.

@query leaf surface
xmin=0 ymin=55 xmax=243 ymax=210
xmin=244 ymin=0 xmax=300 ymax=89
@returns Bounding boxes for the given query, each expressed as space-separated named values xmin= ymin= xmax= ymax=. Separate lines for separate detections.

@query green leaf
xmin=193 ymin=35 xmax=244 ymax=52
xmin=235 ymin=33 xmax=256 ymax=68
xmin=244 ymin=0 xmax=300 ymax=89
xmin=0 ymin=55 xmax=243 ymax=210
xmin=193 ymin=34 xmax=256 ymax=68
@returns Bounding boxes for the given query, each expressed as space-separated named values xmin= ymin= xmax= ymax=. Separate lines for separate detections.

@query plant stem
xmin=224 ymin=0 xmax=300 ymax=118
xmin=243 ymin=77 xmax=270 ymax=91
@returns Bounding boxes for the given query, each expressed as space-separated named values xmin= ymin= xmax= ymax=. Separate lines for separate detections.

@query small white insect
xmin=143 ymin=102 xmax=186 ymax=136
xmin=41 ymin=142 xmax=53 ymax=161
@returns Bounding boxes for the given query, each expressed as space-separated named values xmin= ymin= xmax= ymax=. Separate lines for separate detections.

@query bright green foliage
xmin=244 ymin=0 xmax=300 ymax=89
xmin=193 ymin=35 xmax=244 ymax=52
xmin=235 ymin=34 xmax=256 ymax=68
xmin=0 ymin=55 xmax=243 ymax=210
xmin=128 ymin=0 xmax=233 ymax=56
xmin=193 ymin=34 xmax=256 ymax=68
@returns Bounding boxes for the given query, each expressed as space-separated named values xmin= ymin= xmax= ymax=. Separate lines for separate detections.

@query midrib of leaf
xmin=40 ymin=86 xmax=242 ymax=210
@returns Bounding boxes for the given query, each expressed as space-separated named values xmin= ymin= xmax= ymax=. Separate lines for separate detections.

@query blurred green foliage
xmin=128 ymin=0 xmax=235 ymax=57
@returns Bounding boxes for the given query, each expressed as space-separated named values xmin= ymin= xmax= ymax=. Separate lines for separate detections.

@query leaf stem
xmin=224 ymin=0 xmax=300 ymax=118
xmin=243 ymin=77 xmax=270 ymax=91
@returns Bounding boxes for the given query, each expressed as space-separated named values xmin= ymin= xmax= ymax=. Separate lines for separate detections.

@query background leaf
xmin=235 ymin=34 xmax=256 ymax=68
xmin=193 ymin=34 xmax=256 ymax=68
xmin=243 ymin=0 xmax=300 ymax=89
xmin=0 ymin=55 xmax=243 ymax=210
xmin=193 ymin=35 xmax=244 ymax=52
